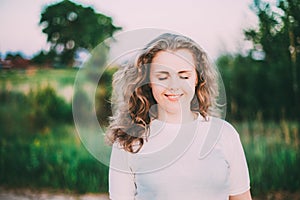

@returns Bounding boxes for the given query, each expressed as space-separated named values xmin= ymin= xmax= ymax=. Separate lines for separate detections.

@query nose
xmin=168 ymin=75 xmax=179 ymax=91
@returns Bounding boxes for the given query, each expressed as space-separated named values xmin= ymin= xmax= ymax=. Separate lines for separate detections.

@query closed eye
xmin=158 ymin=77 xmax=168 ymax=80
xmin=179 ymin=76 xmax=190 ymax=79
xmin=155 ymin=71 xmax=169 ymax=80
xmin=178 ymin=71 xmax=191 ymax=79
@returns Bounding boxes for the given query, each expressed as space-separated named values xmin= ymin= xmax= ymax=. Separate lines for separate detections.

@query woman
xmin=106 ymin=33 xmax=252 ymax=200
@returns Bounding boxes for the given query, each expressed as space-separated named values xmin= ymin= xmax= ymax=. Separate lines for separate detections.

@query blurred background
xmin=0 ymin=0 xmax=299 ymax=199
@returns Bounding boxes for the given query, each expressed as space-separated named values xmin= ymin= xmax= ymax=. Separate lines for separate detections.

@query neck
xmin=157 ymin=109 xmax=197 ymax=124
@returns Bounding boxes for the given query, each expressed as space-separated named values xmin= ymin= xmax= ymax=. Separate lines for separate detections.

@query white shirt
xmin=109 ymin=116 xmax=250 ymax=200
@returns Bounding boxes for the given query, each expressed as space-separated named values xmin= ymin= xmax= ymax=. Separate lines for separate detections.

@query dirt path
xmin=252 ymin=191 xmax=300 ymax=200
xmin=1 ymin=188 xmax=300 ymax=200
xmin=0 ymin=188 xmax=109 ymax=200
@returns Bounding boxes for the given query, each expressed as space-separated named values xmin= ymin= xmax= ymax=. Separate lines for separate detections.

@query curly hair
xmin=106 ymin=33 xmax=220 ymax=153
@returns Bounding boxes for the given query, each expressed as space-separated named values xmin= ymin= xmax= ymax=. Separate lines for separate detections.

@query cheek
xmin=182 ymin=78 xmax=197 ymax=94
xmin=150 ymin=83 xmax=165 ymax=99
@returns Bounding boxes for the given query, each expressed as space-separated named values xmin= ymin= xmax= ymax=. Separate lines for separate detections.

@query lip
xmin=164 ymin=93 xmax=183 ymax=101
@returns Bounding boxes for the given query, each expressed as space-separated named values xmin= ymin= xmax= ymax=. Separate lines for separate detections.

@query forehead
xmin=151 ymin=49 xmax=195 ymax=72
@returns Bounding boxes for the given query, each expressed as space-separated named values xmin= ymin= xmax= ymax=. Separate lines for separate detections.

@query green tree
xmin=31 ymin=50 xmax=57 ymax=67
xmin=278 ymin=0 xmax=300 ymax=120
xmin=217 ymin=54 xmax=268 ymax=120
xmin=39 ymin=0 xmax=121 ymax=66
xmin=244 ymin=0 xmax=300 ymax=120
xmin=4 ymin=52 xmax=24 ymax=61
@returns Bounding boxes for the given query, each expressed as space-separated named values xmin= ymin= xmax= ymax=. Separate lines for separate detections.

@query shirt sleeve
xmin=109 ymin=143 xmax=136 ymax=200
xmin=222 ymin=122 xmax=251 ymax=196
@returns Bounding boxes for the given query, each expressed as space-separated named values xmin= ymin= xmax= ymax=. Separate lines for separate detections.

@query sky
xmin=0 ymin=0 xmax=259 ymax=59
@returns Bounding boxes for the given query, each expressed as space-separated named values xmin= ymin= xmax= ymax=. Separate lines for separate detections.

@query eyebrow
xmin=155 ymin=71 xmax=169 ymax=75
xmin=178 ymin=70 xmax=192 ymax=74
xmin=154 ymin=70 xmax=193 ymax=74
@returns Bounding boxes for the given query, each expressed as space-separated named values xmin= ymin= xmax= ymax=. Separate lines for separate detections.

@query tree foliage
xmin=218 ymin=0 xmax=300 ymax=121
xmin=39 ymin=0 xmax=121 ymax=66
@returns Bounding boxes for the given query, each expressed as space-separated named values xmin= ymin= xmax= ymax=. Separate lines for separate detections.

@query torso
xmin=129 ymin=116 xmax=231 ymax=200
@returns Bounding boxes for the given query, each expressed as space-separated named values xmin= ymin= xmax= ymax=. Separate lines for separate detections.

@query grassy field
xmin=233 ymin=120 xmax=300 ymax=195
xmin=0 ymin=68 xmax=77 ymax=102
xmin=0 ymin=68 xmax=109 ymax=193
xmin=0 ymin=68 xmax=299 ymax=197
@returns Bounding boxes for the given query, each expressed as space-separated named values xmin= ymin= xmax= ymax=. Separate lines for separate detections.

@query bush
xmin=0 ymin=126 xmax=109 ymax=193
xmin=0 ymin=87 xmax=109 ymax=193
xmin=29 ymin=85 xmax=72 ymax=126
xmin=0 ymin=86 xmax=72 ymax=136
xmin=235 ymin=120 xmax=300 ymax=195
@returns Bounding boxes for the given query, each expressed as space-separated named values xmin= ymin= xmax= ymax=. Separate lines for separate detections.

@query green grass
xmin=0 ymin=69 xmax=77 ymax=102
xmin=233 ymin=120 xmax=300 ymax=195
xmin=0 ymin=68 xmax=299 ymax=195
xmin=0 ymin=68 xmax=109 ymax=193
xmin=0 ymin=68 xmax=77 ymax=86
xmin=0 ymin=124 xmax=109 ymax=193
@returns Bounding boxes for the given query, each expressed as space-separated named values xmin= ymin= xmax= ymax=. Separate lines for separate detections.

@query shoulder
xmin=208 ymin=118 xmax=246 ymax=161
xmin=209 ymin=117 xmax=239 ymax=137
xmin=205 ymin=117 xmax=242 ymax=150
xmin=198 ymin=116 xmax=238 ymax=159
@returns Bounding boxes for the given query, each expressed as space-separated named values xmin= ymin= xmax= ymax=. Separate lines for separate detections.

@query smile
xmin=164 ymin=93 xmax=183 ymax=101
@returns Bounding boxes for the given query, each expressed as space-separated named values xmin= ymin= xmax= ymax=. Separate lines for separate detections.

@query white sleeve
xmin=109 ymin=143 xmax=136 ymax=200
xmin=222 ymin=122 xmax=251 ymax=196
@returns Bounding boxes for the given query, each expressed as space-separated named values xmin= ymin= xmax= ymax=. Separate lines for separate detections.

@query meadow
xmin=0 ymin=68 xmax=299 ymax=197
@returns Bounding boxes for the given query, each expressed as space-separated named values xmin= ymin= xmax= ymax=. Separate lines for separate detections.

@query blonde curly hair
xmin=106 ymin=33 xmax=220 ymax=153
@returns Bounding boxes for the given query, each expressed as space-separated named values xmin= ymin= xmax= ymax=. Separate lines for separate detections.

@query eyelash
xmin=158 ymin=77 xmax=167 ymax=80
xmin=180 ymin=76 xmax=189 ymax=79
xmin=158 ymin=76 xmax=189 ymax=80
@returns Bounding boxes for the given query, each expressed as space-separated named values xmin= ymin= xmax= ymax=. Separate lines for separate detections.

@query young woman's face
xmin=149 ymin=49 xmax=197 ymax=116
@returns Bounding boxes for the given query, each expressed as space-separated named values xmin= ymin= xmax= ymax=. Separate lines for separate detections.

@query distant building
xmin=0 ymin=55 xmax=30 ymax=69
